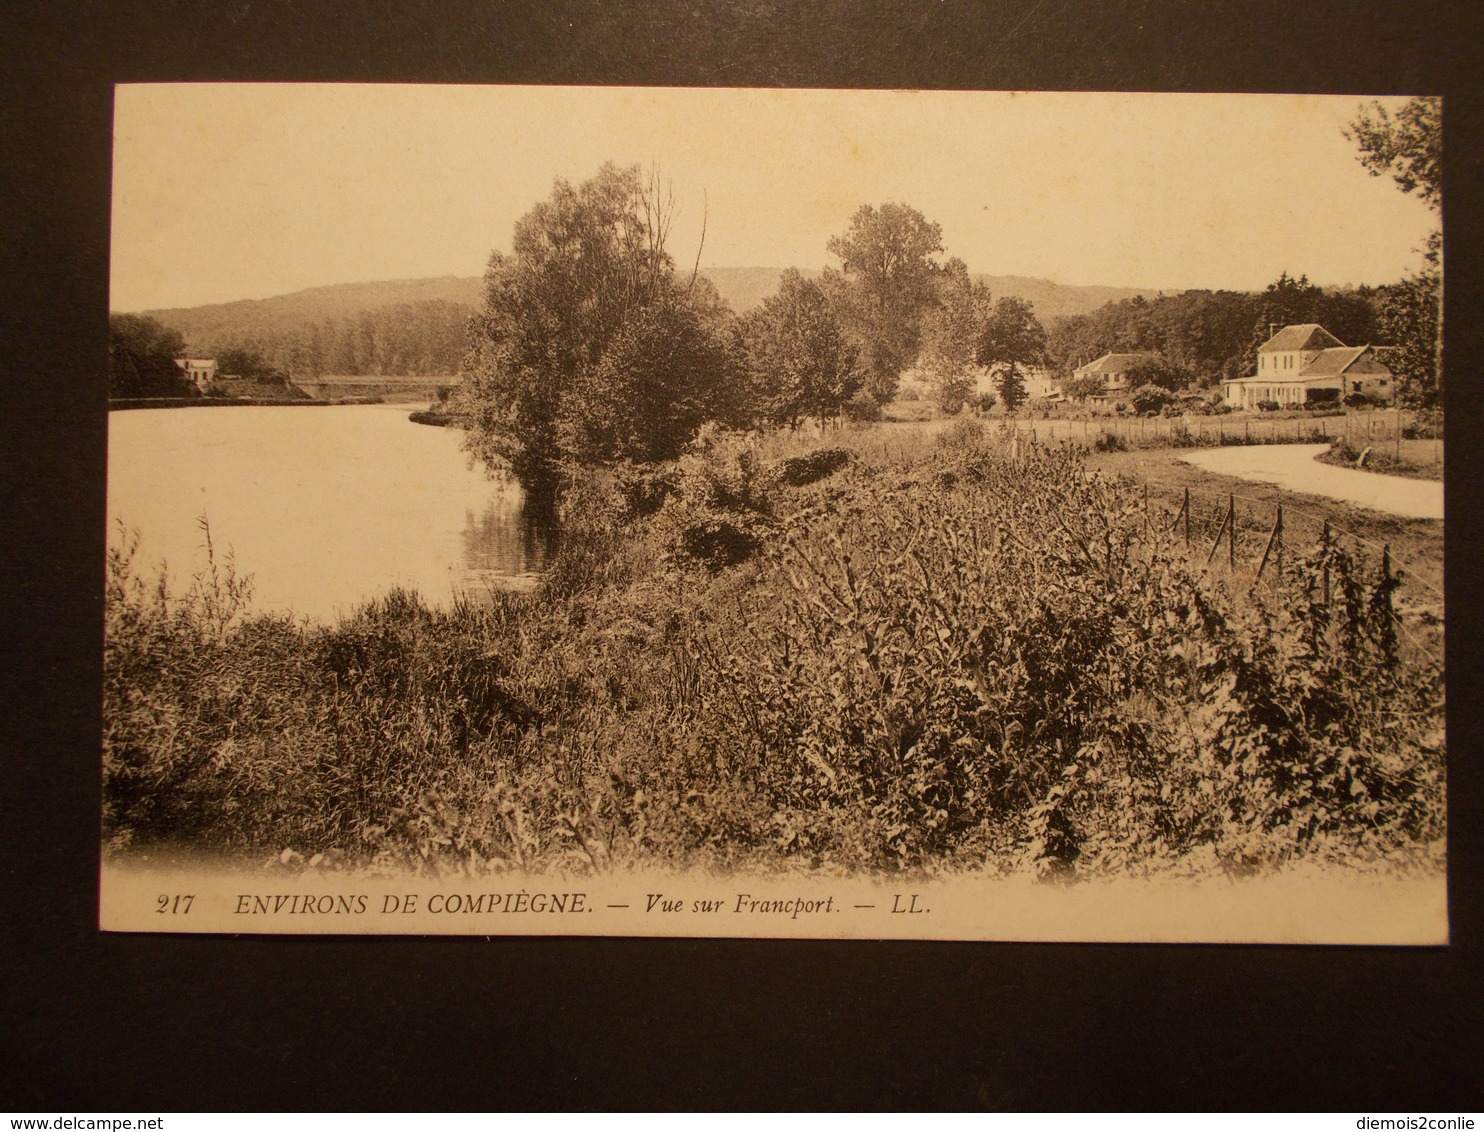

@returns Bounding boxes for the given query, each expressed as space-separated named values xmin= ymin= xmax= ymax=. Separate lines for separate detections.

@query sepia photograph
xmin=100 ymin=84 xmax=1446 ymax=940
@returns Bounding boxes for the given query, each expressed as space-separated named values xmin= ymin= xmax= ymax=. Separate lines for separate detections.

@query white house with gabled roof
xmin=1220 ymin=324 xmax=1393 ymax=409
xmin=174 ymin=356 xmax=218 ymax=394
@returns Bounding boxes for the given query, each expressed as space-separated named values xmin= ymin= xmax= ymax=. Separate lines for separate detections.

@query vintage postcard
xmin=102 ymin=85 xmax=1445 ymax=940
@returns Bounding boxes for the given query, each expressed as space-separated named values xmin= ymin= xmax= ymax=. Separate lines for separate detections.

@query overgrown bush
xmin=937 ymin=416 xmax=987 ymax=451
xmin=965 ymin=391 xmax=997 ymax=413
xmin=1130 ymin=383 xmax=1173 ymax=416
xmin=765 ymin=446 xmax=854 ymax=488
xmin=844 ymin=389 xmax=883 ymax=422
xmin=1404 ymin=409 xmax=1444 ymax=439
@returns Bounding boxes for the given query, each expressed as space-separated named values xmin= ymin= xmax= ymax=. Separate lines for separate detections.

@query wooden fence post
xmin=1321 ymin=520 xmax=1330 ymax=605
xmin=1205 ymin=493 xmax=1235 ymax=568
xmin=1254 ymin=504 xmax=1283 ymax=586
xmin=1276 ymin=504 xmax=1284 ymax=578
xmin=1171 ymin=486 xmax=1191 ymax=546
xmin=1228 ymin=494 xmax=1236 ymax=571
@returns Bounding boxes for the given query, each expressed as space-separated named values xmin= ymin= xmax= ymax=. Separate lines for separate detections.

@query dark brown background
xmin=2 ymin=0 xmax=1481 ymax=1110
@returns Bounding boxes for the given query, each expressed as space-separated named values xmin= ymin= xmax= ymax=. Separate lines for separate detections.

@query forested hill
xmin=141 ymin=276 xmax=483 ymax=378
xmin=138 ymin=269 xmax=1152 ymax=379
xmin=145 ymin=275 xmax=483 ymax=335
xmin=701 ymin=267 xmax=1150 ymax=321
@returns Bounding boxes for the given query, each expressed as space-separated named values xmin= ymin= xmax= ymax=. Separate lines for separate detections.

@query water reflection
xmin=107 ymin=404 xmax=554 ymax=621
xmin=459 ymin=494 xmax=557 ymax=591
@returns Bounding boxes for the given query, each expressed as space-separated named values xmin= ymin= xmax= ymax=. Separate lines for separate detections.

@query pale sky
xmin=110 ymin=85 xmax=1438 ymax=312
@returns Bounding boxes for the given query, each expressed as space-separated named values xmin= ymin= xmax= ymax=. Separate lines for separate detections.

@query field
xmin=102 ymin=416 xmax=1446 ymax=880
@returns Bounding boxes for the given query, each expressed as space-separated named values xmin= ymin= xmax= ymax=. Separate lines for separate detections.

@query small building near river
xmin=1220 ymin=324 xmax=1394 ymax=410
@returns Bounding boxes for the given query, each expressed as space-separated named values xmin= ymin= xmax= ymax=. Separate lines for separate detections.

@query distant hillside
xmin=135 ymin=269 xmax=1156 ymax=378
xmin=970 ymin=274 xmax=1153 ymax=325
xmin=700 ymin=267 xmax=1151 ymax=322
xmin=141 ymin=277 xmax=482 ymax=378
xmin=143 ymin=275 xmax=482 ymax=346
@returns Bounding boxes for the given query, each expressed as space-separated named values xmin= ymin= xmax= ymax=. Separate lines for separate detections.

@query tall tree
xmin=918 ymin=258 xmax=990 ymax=414
xmin=459 ymin=164 xmax=728 ymax=498
xmin=824 ymin=203 xmax=944 ymax=403
xmin=1345 ymin=98 xmax=1441 ymax=210
xmin=1347 ymin=97 xmax=1442 ymax=407
xmin=1378 ymin=274 xmax=1441 ymax=409
xmin=977 ymin=296 xmax=1046 ymax=414
xmin=742 ymin=269 xmax=862 ymax=427
xmin=564 ymin=286 xmax=739 ymax=463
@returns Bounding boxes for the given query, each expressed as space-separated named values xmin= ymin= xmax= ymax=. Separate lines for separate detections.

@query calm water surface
xmin=107 ymin=405 xmax=552 ymax=621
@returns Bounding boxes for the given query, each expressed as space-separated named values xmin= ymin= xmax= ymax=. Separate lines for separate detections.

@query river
xmin=107 ymin=404 xmax=552 ymax=622
xmin=1176 ymin=443 xmax=1444 ymax=521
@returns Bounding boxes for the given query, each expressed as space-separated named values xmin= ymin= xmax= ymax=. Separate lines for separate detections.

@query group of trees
xmin=457 ymin=165 xmax=739 ymax=497
xmin=453 ymin=97 xmax=1448 ymax=497
xmin=108 ymin=314 xmax=194 ymax=398
xmin=197 ymin=299 xmax=471 ymax=380
xmin=460 ymin=167 xmax=1051 ymax=497
xmin=1045 ymin=276 xmax=1384 ymax=390
xmin=1348 ymin=97 xmax=1441 ymax=409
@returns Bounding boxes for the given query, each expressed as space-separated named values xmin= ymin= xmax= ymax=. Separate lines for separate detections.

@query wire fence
xmin=1127 ymin=477 xmax=1442 ymax=602
xmin=1130 ymin=481 xmax=1445 ymax=662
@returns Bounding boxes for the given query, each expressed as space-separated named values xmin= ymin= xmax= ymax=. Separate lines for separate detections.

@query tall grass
xmin=103 ymin=430 xmax=1445 ymax=877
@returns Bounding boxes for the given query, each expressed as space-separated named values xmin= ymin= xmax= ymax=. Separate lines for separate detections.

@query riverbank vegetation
xmin=104 ymin=426 xmax=1445 ymax=878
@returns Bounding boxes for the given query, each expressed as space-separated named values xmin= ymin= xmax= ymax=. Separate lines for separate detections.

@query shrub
xmin=933 ymin=375 xmax=973 ymax=416
xmin=1093 ymin=430 xmax=1128 ymax=453
xmin=1130 ymin=383 xmax=1174 ymax=416
xmin=765 ymin=446 xmax=854 ymax=488
xmin=937 ymin=416 xmax=987 ymax=451
xmin=1257 ymin=400 xmax=1280 ymax=412
xmin=896 ymin=381 xmax=928 ymax=402
xmin=678 ymin=517 xmax=763 ymax=570
xmin=844 ymin=389 xmax=883 ymax=422
xmin=1403 ymin=409 xmax=1444 ymax=439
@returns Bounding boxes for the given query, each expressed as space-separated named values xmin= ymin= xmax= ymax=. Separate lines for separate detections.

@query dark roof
xmin=1301 ymin=345 xmax=1376 ymax=376
xmin=1259 ymin=324 xmax=1344 ymax=353
xmin=1076 ymin=352 xmax=1154 ymax=373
